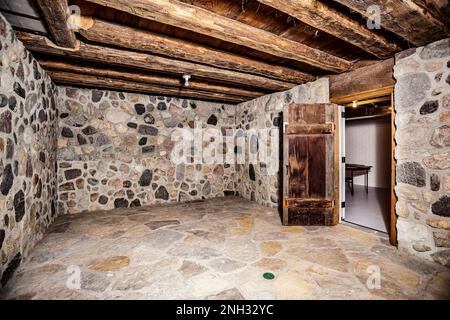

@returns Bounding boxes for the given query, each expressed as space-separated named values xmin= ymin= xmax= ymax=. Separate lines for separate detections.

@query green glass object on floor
xmin=263 ymin=272 xmax=275 ymax=280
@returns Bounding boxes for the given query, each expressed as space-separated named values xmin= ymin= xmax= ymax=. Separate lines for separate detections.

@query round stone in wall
xmin=82 ymin=126 xmax=97 ymax=135
xmin=138 ymin=137 xmax=147 ymax=146
xmin=135 ymin=104 xmax=145 ymax=115
xmin=61 ymin=127 xmax=73 ymax=138
xmin=157 ymin=102 xmax=167 ymax=111
xmin=397 ymin=162 xmax=426 ymax=187
xmin=202 ymin=181 xmax=211 ymax=196
xmin=139 ymin=170 xmax=152 ymax=187
xmin=155 ymin=186 xmax=169 ymax=200
xmin=91 ymin=90 xmax=103 ymax=103
xmin=14 ymin=190 xmax=25 ymax=222
xmin=64 ymin=169 xmax=82 ymax=180
xmin=0 ymin=110 xmax=12 ymax=133
xmin=420 ymin=100 xmax=439 ymax=114
xmin=430 ymin=125 xmax=450 ymax=148
xmin=432 ymin=196 xmax=450 ymax=217
xmin=138 ymin=125 xmax=158 ymax=136
xmin=207 ymin=114 xmax=218 ymax=125
xmin=87 ymin=178 xmax=99 ymax=186
xmin=130 ymin=199 xmax=141 ymax=207
xmin=430 ymin=174 xmax=441 ymax=191
xmin=142 ymin=145 xmax=155 ymax=154
xmin=0 ymin=94 xmax=8 ymax=107
xmin=0 ymin=229 xmax=4 ymax=250
xmin=396 ymin=73 xmax=431 ymax=110
xmin=143 ymin=114 xmax=155 ymax=124
xmin=13 ymin=82 xmax=25 ymax=98
xmin=98 ymin=195 xmax=108 ymax=205
xmin=114 ymin=198 xmax=129 ymax=208
xmin=420 ymin=39 xmax=450 ymax=59
xmin=249 ymin=164 xmax=256 ymax=181
xmin=0 ymin=164 xmax=14 ymax=196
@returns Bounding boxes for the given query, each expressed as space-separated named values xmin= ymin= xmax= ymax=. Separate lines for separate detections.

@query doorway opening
xmin=333 ymin=87 xmax=397 ymax=244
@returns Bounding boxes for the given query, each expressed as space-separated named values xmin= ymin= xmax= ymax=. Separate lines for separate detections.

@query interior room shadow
xmin=374 ymin=115 xmax=392 ymax=231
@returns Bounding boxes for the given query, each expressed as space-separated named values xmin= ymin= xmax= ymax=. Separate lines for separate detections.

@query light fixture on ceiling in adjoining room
xmin=352 ymin=100 xmax=358 ymax=108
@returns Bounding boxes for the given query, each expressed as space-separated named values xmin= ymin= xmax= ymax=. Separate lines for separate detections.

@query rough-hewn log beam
xmin=84 ymin=0 xmax=351 ymax=72
xmin=73 ymin=16 xmax=314 ymax=84
xmin=49 ymin=71 xmax=246 ymax=104
xmin=256 ymin=0 xmax=400 ymax=59
xmin=36 ymin=0 xmax=77 ymax=48
xmin=38 ymin=59 xmax=264 ymax=98
xmin=17 ymin=32 xmax=295 ymax=91
xmin=333 ymin=0 xmax=450 ymax=46
xmin=328 ymin=58 xmax=394 ymax=100
xmin=411 ymin=0 xmax=450 ymax=27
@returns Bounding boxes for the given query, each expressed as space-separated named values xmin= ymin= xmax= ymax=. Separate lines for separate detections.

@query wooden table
xmin=346 ymin=164 xmax=372 ymax=195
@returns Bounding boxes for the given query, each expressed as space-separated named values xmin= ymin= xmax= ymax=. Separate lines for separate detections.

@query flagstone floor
xmin=1 ymin=197 xmax=449 ymax=300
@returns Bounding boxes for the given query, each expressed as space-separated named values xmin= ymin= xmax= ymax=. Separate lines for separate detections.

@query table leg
xmin=365 ymin=170 xmax=369 ymax=193
xmin=351 ymin=171 xmax=354 ymax=196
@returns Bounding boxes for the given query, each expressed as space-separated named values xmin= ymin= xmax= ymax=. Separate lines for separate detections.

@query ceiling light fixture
xmin=182 ymin=74 xmax=191 ymax=87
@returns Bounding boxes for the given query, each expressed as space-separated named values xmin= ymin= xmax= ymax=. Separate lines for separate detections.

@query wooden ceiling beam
xmin=255 ymin=0 xmax=400 ymax=59
xmin=73 ymin=16 xmax=314 ymax=84
xmin=49 ymin=71 xmax=247 ymax=104
xmin=333 ymin=0 xmax=450 ymax=46
xmin=411 ymin=0 xmax=450 ymax=27
xmin=38 ymin=59 xmax=265 ymax=98
xmin=17 ymin=32 xmax=296 ymax=91
xmin=83 ymin=0 xmax=351 ymax=72
xmin=328 ymin=58 xmax=395 ymax=101
xmin=36 ymin=0 xmax=77 ymax=48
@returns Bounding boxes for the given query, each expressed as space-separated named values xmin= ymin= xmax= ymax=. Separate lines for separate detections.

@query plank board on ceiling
xmin=1 ymin=12 xmax=47 ymax=33
xmin=0 ymin=0 xmax=47 ymax=33
xmin=0 ymin=0 xmax=41 ymax=18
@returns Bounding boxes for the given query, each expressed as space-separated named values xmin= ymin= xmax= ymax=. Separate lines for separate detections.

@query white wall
xmin=345 ymin=115 xmax=391 ymax=189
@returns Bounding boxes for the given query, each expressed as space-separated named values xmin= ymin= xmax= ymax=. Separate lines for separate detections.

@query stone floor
xmin=1 ymin=197 xmax=449 ymax=300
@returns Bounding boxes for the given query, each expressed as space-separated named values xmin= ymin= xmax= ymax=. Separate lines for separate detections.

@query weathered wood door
xmin=282 ymin=104 xmax=340 ymax=226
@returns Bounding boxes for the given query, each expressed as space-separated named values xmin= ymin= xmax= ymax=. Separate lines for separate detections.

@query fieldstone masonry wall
xmin=2 ymin=9 xmax=450 ymax=289
xmin=394 ymin=38 xmax=450 ymax=267
xmin=0 ymin=15 xmax=58 ymax=286
xmin=57 ymin=87 xmax=237 ymax=214
xmin=235 ymin=79 xmax=329 ymax=207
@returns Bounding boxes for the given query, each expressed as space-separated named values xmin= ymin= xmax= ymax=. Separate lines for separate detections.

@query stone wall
xmin=57 ymin=87 xmax=237 ymax=214
xmin=235 ymin=79 xmax=330 ymax=207
xmin=0 ymin=15 xmax=58 ymax=286
xmin=394 ymin=38 xmax=450 ymax=267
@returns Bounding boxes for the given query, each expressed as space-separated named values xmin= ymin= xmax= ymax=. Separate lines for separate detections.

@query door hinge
xmin=341 ymin=201 xmax=346 ymax=208
xmin=342 ymin=156 xmax=346 ymax=163
xmin=341 ymin=111 xmax=346 ymax=118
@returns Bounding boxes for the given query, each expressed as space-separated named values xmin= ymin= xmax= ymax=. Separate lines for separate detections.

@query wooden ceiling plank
xmin=74 ymin=16 xmax=315 ymax=84
xmin=38 ymin=59 xmax=264 ymax=98
xmin=333 ymin=0 xmax=450 ymax=46
xmin=256 ymin=0 xmax=400 ymax=59
xmin=83 ymin=0 xmax=351 ymax=72
xmin=36 ymin=0 xmax=77 ymax=48
xmin=49 ymin=71 xmax=246 ymax=104
xmin=17 ymin=32 xmax=295 ymax=91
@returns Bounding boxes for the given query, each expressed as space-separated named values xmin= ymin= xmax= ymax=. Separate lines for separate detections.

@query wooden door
xmin=282 ymin=104 xmax=340 ymax=226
